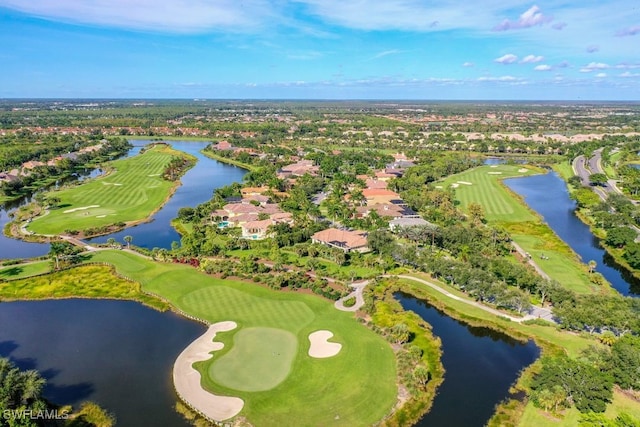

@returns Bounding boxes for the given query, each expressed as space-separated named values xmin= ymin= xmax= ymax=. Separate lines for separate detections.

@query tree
xmin=605 ymin=227 xmax=636 ymax=248
xmin=106 ymin=238 xmax=116 ymax=248
xmin=412 ymin=365 xmax=430 ymax=388
xmin=390 ymin=323 xmax=410 ymax=344
xmin=588 ymin=259 xmax=597 ymax=273
xmin=609 ymin=335 xmax=640 ymax=390
xmin=467 ymin=202 xmax=485 ymax=225
xmin=589 ymin=173 xmax=608 ymax=187
xmin=367 ymin=229 xmax=396 ymax=256
xmin=531 ymin=356 xmax=613 ymax=413
xmin=123 ymin=235 xmax=133 ymax=249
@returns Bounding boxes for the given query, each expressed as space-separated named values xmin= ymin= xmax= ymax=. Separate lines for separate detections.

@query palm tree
xmin=123 ymin=235 xmax=132 ymax=249
xmin=588 ymin=259 xmax=597 ymax=273
xmin=106 ymin=238 xmax=116 ymax=248
xmin=19 ymin=370 xmax=45 ymax=404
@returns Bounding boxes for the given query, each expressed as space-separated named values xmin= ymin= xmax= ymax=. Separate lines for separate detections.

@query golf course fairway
xmin=86 ymin=250 xmax=398 ymax=426
xmin=27 ymin=144 xmax=192 ymax=235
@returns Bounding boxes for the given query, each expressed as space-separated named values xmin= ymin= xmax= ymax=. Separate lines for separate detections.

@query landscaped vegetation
xmin=83 ymin=250 xmax=398 ymax=427
xmin=2 ymin=100 xmax=640 ymax=427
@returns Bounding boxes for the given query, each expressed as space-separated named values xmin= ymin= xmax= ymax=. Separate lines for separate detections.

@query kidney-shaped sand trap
xmin=308 ymin=330 xmax=342 ymax=358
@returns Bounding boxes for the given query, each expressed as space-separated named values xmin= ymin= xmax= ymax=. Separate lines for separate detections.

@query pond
xmin=505 ymin=171 xmax=640 ymax=296
xmin=0 ymin=299 xmax=204 ymax=426
xmin=397 ymin=293 xmax=540 ymax=427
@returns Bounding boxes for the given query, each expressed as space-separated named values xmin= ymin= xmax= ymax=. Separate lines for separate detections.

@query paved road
xmin=573 ymin=148 xmax=612 ymax=201
xmin=334 ymin=280 xmax=369 ymax=312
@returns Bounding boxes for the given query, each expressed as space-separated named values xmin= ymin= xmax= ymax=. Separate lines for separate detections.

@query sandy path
xmin=308 ymin=330 xmax=342 ymax=358
xmin=173 ymin=321 xmax=244 ymax=421
xmin=63 ymin=205 xmax=100 ymax=213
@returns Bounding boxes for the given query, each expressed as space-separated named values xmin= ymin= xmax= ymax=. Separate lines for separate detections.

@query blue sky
xmin=1 ymin=1 xmax=639 ymax=100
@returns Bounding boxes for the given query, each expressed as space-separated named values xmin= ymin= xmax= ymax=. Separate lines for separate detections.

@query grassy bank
xmin=0 ymin=260 xmax=50 ymax=280
xmin=438 ymin=164 xmax=601 ymax=294
xmin=0 ymin=264 xmax=169 ymax=311
xmin=82 ymin=250 xmax=397 ymax=427
xmin=200 ymin=149 xmax=257 ymax=171
xmin=26 ymin=145 xmax=194 ymax=235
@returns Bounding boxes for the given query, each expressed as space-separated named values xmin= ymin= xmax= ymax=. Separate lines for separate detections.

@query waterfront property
xmin=27 ymin=144 xmax=191 ymax=236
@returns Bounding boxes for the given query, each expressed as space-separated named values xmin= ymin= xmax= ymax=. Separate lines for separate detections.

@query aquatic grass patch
xmin=85 ymin=250 xmax=397 ymax=427
xmin=0 ymin=264 xmax=168 ymax=310
xmin=27 ymin=145 xmax=192 ymax=236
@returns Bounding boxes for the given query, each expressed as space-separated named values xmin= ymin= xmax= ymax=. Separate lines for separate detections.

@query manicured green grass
xmin=508 ymin=228 xmax=597 ymax=294
xmin=553 ymin=161 xmax=576 ymax=181
xmin=0 ymin=260 xmax=50 ymax=280
xmin=439 ymin=165 xmax=537 ymax=222
xmin=85 ymin=250 xmax=397 ymax=427
xmin=438 ymin=165 xmax=598 ymax=294
xmin=28 ymin=145 xmax=190 ymax=235
xmin=0 ymin=264 xmax=168 ymax=310
xmin=519 ymin=389 xmax=640 ymax=427
xmin=211 ymin=327 xmax=297 ymax=392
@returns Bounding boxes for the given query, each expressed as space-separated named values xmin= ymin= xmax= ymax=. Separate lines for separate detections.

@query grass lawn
xmin=85 ymin=250 xmax=397 ymax=427
xmin=437 ymin=165 xmax=597 ymax=294
xmin=27 ymin=144 xmax=191 ymax=235
xmin=439 ymin=164 xmax=537 ymax=223
xmin=0 ymin=260 xmax=50 ymax=280
xmin=211 ymin=327 xmax=297 ymax=392
xmin=519 ymin=389 xmax=640 ymax=426
xmin=552 ymin=161 xmax=576 ymax=181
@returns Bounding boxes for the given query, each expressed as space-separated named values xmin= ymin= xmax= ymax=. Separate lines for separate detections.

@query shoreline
xmin=6 ymin=145 xmax=196 ymax=241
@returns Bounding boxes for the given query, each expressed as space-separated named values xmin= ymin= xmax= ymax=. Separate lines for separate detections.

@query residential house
xmin=241 ymin=219 xmax=274 ymax=240
xmin=362 ymin=189 xmax=402 ymax=205
xmin=311 ymin=228 xmax=369 ymax=253
xmin=389 ymin=217 xmax=432 ymax=231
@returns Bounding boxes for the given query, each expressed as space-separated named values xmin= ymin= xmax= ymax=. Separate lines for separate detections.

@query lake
xmin=0 ymin=299 xmax=204 ymax=426
xmin=397 ymin=293 xmax=540 ymax=427
xmin=505 ymin=171 xmax=640 ymax=296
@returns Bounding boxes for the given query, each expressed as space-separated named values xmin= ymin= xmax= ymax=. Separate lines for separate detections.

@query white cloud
xmin=492 ymin=5 xmax=553 ymax=31
xmin=371 ymin=50 xmax=402 ymax=60
xmin=477 ymin=75 xmax=519 ymax=82
xmin=534 ymin=64 xmax=552 ymax=71
xmin=462 ymin=62 xmax=474 ymax=67
xmin=580 ymin=62 xmax=610 ymax=72
xmin=0 ymin=0 xmax=274 ymax=32
xmin=595 ymin=73 xmax=607 ymax=78
xmin=521 ymin=54 xmax=544 ymax=63
xmin=620 ymin=72 xmax=640 ymax=77
xmin=495 ymin=54 xmax=518 ymax=64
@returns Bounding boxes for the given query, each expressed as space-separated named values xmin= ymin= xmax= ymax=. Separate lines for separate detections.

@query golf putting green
xmin=210 ymin=327 xmax=297 ymax=392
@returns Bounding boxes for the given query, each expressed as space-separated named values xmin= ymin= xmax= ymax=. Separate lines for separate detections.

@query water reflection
xmin=397 ymin=293 xmax=539 ymax=427
xmin=0 ymin=299 xmax=204 ymax=426
xmin=505 ymin=172 xmax=639 ymax=297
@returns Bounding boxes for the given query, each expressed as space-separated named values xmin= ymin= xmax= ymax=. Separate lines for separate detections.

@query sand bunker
xmin=490 ymin=165 xmax=498 ymax=168
xmin=148 ymin=173 xmax=161 ymax=176
xmin=96 ymin=215 xmax=106 ymax=218
xmin=487 ymin=172 xmax=502 ymax=175
xmin=308 ymin=330 xmax=342 ymax=358
xmin=451 ymin=183 xmax=459 ymax=188
xmin=435 ymin=185 xmax=443 ymax=189
xmin=518 ymin=168 xmax=528 ymax=173
xmin=173 ymin=321 xmax=243 ymax=421
xmin=63 ymin=205 xmax=100 ymax=213
xmin=457 ymin=181 xmax=472 ymax=185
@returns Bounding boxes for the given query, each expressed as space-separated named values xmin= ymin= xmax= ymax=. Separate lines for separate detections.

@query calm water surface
xmin=397 ymin=293 xmax=539 ymax=427
xmin=0 ymin=299 xmax=204 ymax=426
xmin=505 ymin=172 xmax=640 ymax=296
